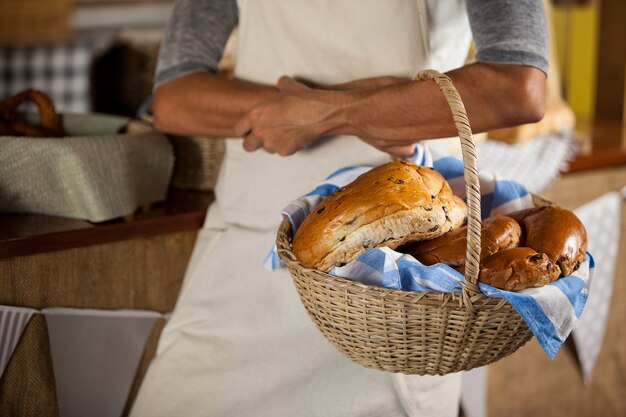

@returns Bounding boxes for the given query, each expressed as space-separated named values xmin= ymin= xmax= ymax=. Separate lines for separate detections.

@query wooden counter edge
xmin=566 ymin=148 xmax=626 ymax=173
xmin=0 ymin=209 xmax=206 ymax=259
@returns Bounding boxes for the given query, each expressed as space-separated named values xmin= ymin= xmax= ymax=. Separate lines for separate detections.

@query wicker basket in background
xmin=276 ymin=70 xmax=536 ymax=375
xmin=168 ymin=135 xmax=225 ymax=191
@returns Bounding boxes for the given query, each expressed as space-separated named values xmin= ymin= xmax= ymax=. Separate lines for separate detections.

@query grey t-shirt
xmin=155 ymin=0 xmax=548 ymax=87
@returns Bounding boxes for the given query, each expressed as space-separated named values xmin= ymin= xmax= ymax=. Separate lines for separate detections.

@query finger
xmin=242 ymin=135 xmax=263 ymax=152
xmin=234 ymin=115 xmax=252 ymax=137
xmin=277 ymin=76 xmax=308 ymax=92
xmin=387 ymin=144 xmax=416 ymax=159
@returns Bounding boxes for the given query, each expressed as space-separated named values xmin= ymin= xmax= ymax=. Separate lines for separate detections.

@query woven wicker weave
xmin=276 ymin=70 xmax=535 ymax=375
xmin=169 ymin=135 xmax=225 ymax=191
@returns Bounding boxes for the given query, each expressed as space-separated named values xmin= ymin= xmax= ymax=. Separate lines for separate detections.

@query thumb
xmin=387 ymin=144 xmax=417 ymax=159
xmin=233 ymin=114 xmax=252 ymax=137
xmin=277 ymin=76 xmax=308 ymax=92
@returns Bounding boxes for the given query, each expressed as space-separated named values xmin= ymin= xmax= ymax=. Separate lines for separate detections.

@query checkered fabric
xmin=0 ymin=39 xmax=109 ymax=113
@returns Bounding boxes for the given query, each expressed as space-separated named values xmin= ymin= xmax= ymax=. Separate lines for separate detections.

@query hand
xmin=234 ymin=75 xmax=416 ymax=158
xmin=359 ymin=138 xmax=417 ymax=159
xmin=234 ymin=77 xmax=338 ymax=156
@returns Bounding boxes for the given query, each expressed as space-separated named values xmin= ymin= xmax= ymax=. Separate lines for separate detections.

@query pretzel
xmin=0 ymin=89 xmax=63 ymax=137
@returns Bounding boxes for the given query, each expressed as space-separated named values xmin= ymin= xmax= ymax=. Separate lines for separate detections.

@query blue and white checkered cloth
xmin=266 ymin=144 xmax=593 ymax=359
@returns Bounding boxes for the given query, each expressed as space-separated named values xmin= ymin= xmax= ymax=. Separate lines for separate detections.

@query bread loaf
xmin=404 ymin=214 xmax=521 ymax=273
xmin=293 ymin=160 xmax=466 ymax=272
xmin=479 ymin=247 xmax=560 ymax=291
xmin=509 ymin=205 xmax=587 ymax=276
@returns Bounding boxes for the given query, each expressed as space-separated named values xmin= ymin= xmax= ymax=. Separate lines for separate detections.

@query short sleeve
xmin=154 ymin=0 xmax=238 ymax=88
xmin=466 ymin=0 xmax=549 ymax=74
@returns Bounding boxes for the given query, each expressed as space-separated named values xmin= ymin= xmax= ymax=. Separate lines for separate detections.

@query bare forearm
xmin=152 ymin=72 xmax=277 ymax=137
xmin=328 ymin=63 xmax=546 ymax=142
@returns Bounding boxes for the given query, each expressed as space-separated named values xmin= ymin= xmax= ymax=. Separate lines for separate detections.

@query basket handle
xmin=415 ymin=70 xmax=482 ymax=299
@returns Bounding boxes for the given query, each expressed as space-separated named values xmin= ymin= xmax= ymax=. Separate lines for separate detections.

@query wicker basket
xmin=169 ymin=135 xmax=225 ymax=191
xmin=276 ymin=70 xmax=535 ymax=375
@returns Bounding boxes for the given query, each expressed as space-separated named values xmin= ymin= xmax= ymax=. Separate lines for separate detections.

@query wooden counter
xmin=0 ymin=189 xmax=212 ymax=259
xmin=568 ymin=120 xmax=626 ymax=173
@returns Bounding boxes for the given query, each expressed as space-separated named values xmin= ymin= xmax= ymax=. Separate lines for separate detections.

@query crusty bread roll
xmin=404 ymin=214 xmax=521 ymax=273
xmin=509 ymin=205 xmax=587 ymax=276
xmin=479 ymin=247 xmax=561 ymax=291
xmin=293 ymin=160 xmax=467 ymax=272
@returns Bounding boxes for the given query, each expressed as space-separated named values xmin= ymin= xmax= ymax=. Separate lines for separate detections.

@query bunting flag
xmin=572 ymin=191 xmax=621 ymax=383
xmin=43 ymin=308 xmax=162 ymax=417
xmin=0 ymin=306 xmax=37 ymax=378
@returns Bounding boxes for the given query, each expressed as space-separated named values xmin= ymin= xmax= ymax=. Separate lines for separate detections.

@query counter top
xmin=1 ymin=119 xmax=624 ymax=260
xmin=568 ymin=120 xmax=626 ymax=172
xmin=0 ymin=190 xmax=212 ymax=259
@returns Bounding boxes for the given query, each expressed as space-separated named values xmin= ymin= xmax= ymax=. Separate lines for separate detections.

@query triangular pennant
xmin=573 ymin=191 xmax=621 ymax=383
xmin=43 ymin=308 xmax=161 ymax=417
xmin=0 ymin=306 xmax=37 ymax=379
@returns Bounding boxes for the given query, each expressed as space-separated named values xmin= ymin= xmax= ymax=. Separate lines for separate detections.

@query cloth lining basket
xmin=276 ymin=70 xmax=535 ymax=375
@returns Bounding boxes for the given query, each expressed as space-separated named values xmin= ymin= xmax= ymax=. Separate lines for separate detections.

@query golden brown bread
xmin=401 ymin=205 xmax=587 ymax=291
xmin=509 ymin=205 xmax=587 ymax=276
xmin=293 ymin=160 xmax=467 ymax=272
xmin=404 ymin=214 xmax=521 ymax=273
xmin=479 ymin=247 xmax=561 ymax=291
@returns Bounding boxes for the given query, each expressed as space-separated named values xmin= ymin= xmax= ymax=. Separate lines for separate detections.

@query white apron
xmin=131 ymin=1 xmax=472 ymax=416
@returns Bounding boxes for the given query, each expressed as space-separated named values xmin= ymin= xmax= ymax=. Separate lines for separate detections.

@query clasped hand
xmin=234 ymin=76 xmax=416 ymax=158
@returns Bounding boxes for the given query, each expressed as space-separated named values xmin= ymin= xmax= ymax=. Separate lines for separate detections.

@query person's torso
xmin=215 ymin=0 xmax=472 ymax=229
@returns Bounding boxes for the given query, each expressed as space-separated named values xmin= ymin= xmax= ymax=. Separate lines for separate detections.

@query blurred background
xmin=0 ymin=1 xmax=624 ymax=417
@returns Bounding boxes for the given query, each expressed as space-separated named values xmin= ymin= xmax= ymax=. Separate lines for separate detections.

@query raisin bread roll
xmin=293 ymin=161 xmax=467 ymax=272
xmin=509 ymin=205 xmax=587 ymax=276
xmin=479 ymin=247 xmax=561 ymax=291
xmin=405 ymin=214 xmax=521 ymax=273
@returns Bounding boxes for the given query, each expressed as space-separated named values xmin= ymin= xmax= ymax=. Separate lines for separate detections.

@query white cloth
xmin=476 ymin=134 xmax=574 ymax=193
xmin=131 ymin=1 xmax=472 ymax=416
xmin=460 ymin=368 xmax=487 ymax=417
xmin=572 ymin=191 xmax=621 ymax=383
xmin=44 ymin=308 xmax=161 ymax=417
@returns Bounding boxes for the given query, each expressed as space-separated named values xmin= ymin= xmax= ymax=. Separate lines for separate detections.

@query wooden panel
xmin=594 ymin=0 xmax=626 ymax=121
xmin=0 ymin=0 xmax=72 ymax=46
xmin=0 ymin=230 xmax=197 ymax=311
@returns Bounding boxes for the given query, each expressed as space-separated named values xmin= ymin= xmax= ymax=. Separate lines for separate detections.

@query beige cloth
xmin=131 ymin=1 xmax=471 ymax=416
xmin=0 ymin=113 xmax=173 ymax=223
